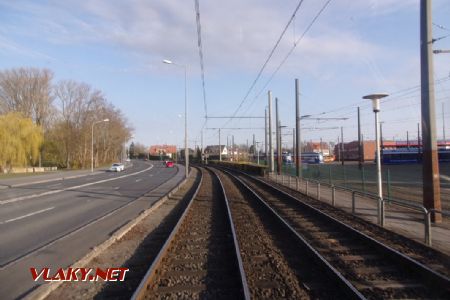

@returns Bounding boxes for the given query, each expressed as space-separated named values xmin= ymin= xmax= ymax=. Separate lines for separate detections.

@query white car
xmin=110 ymin=163 xmax=124 ymax=172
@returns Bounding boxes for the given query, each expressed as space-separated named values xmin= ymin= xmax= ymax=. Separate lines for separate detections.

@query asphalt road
xmin=0 ymin=160 xmax=183 ymax=299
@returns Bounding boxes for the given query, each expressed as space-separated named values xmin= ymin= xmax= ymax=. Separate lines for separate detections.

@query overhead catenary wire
xmin=223 ymin=0 xmax=307 ymax=126
xmin=242 ymin=0 xmax=334 ymax=115
xmin=194 ymin=0 xmax=208 ymax=119
xmin=204 ymin=3 xmax=449 ymax=146
xmin=433 ymin=22 xmax=450 ymax=31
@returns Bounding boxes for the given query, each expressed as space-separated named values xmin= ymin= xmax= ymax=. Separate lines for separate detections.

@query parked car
xmin=110 ymin=163 xmax=124 ymax=172
xmin=166 ymin=161 xmax=174 ymax=168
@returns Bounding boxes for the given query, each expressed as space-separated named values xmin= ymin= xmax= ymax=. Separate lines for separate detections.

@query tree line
xmin=0 ymin=67 xmax=133 ymax=171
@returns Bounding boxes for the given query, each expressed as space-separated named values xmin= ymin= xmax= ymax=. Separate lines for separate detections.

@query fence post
xmin=361 ymin=166 xmax=366 ymax=193
xmin=425 ymin=211 xmax=432 ymax=246
xmin=378 ymin=198 xmax=385 ymax=227
xmin=332 ymin=185 xmax=335 ymax=206
xmin=317 ymin=182 xmax=320 ymax=200
xmin=306 ymin=180 xmax=309 ymax=196
xmin=329 ymin=165 xmax=332 ymax=185
xmin=276 ymin=173 xmax=279 ymax=183
xmin=289 ymin=175 xmax=291 ymax=188
xmin=352 ymin=191 xmax=356 ymax=214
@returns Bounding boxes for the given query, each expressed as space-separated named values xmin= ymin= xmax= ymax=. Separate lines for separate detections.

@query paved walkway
xmin=268 ymin=173 xmax=450 ymax=256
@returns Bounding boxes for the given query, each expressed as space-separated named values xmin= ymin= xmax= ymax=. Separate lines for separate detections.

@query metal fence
xmin=268 ymin=172 xmax=450 ymax=247
xmin=280 ymin=162 xmax=450 ymax=210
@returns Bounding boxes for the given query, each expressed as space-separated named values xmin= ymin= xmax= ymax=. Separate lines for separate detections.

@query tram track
xmin=212 ymin=167 xmax=346 ymax=299
xmin=132 ymin=167 xmax=248 ymax=299
xmin=221 ymin=167 xmax=450 ymax=299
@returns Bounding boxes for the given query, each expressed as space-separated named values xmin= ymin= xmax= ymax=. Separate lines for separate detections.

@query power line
xmin=304 ymin=75 xmax=450 ymax=120
xmin=246 ymin=0 xmax=334 ymax=113
xmin=226 ymin=0 xmax=306 ymax=122
xmin=194 ymin=0 xmax=208 ymax=119
xmin=433 ymin=22 xmax=450 ymax=31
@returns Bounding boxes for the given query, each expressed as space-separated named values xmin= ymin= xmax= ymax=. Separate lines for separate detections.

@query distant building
xmin=303 ymin=141 xmax=330 ymax=156
xmin=149 ymin=145 xmax=177 ymax=158
xmin=334 ymin=141 xmax=375 ymax=161
xmin=204 ymin=145 xmax=228 ymax=156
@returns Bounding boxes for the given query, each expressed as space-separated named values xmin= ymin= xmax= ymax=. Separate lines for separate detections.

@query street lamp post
xmin=363 ymin=93 xmax=388 ymax=226
xmin=91 ymin=119 xmax=109 ymax=172
xmin=163 ymin=59 xmax=189 ymax=179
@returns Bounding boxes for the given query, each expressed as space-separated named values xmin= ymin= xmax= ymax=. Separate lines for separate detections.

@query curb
xmin=24 ymin=175 xmax=188 ymax=300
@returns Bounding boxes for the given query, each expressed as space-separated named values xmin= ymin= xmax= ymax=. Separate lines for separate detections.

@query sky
xmin=0 ymin=0 xmax=450 ymax=150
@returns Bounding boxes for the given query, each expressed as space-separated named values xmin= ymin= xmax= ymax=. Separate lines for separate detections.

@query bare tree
xmin=0 ymin=68 xmax=133 ymax=170
xmin=0 ymin=68 xmax=54 ymax=128
xmin=51 ymin=80 xmax=132 ymax=168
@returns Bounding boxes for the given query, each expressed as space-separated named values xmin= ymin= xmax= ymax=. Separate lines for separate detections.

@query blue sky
xmin=0 ymin=0 xmax=449 ymax=150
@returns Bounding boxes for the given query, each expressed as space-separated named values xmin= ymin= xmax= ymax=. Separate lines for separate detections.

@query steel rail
xmin=131 ymin=167 xmax=204 ymax=300
xmin=132 ymin=167 xmax=250 ymax=299
xmin=219 ymin=167 xmax=366 ymax=300
xmin=208 ymin=167 xmax=251 ymax=300
xmin=235 ymin=168 xmax=450 ymax=292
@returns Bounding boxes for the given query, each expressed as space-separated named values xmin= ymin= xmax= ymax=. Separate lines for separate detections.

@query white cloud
xmin=0 ymin=0 xmax=429 ymax=86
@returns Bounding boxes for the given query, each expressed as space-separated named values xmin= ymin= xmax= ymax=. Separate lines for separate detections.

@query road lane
xmin=0 ymin=160 xmax=177 ymax=267
xmin=0 ymin=162 xmax=149 ymax=203
xmin=0 ymin=207 xmax=55 ymax=225
xmin=0 ymin=161 xmax=185 ymax=299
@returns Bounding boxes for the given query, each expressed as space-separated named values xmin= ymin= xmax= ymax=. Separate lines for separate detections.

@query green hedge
xmin=209 ymin=160 xmax=267 ymax=176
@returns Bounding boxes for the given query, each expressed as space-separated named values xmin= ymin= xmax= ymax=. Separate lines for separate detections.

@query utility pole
xmin=337 ymin=136 xmax=341 ymax=163
xmin=418 ymin=122 xmax=421 ymax=153
xmin=358 ymin=106 xmax=363 ymax=169
xmin=361 ymin=134 xmax=365 ymax=161
xmin=293 ymin=128 xmax=296 ymax=162
xmin=421 ymin=0 xmax=442 ymax=222
xmin=276 ymin=97 xmax=281 ymax=175
xmin=246 ymin=139 xmax=249 ymax=159
xmin=219 ymin=129 xmax=222 ymax=161
xmin=443 ymin=102 xmax=446 ymax=145
xmin=268 ymin=91 xmax=274 ymax=172
xmin=407 ymin=131 xmax=410 ymax=149
xmin=320 ymin=137 xmax=323 ymax=153
xmin=252 ymin=134 xmax=256 ymax=161
xmin=295 ymin=79 xmax=302 ymax=178
xmin=232 ymin=135 xmax=235 ymax=161
xmin=341 ymin=126 xmax=344 ymax=165
xmin=265 ymin=108 xmax=268 ymax=165
xmin=201 ymin=130 xmax=204 ymax=164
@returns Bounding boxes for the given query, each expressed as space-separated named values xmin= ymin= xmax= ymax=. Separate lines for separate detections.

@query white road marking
xmin=0 ymin=207 xmax=55 ymax=225
xmin=136 ymin=179 xmax=142 ymax=182
xmin=47 ymin=183 xmax=62 ymax=188
xmin=0 ymin=164 xmax=154 ymax=205
xmin=11 ymin=172 xmax=104 ymax=188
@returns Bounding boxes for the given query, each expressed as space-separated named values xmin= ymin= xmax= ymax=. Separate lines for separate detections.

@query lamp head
xmin=163 ymin=59 xmax=173 ymax=64
xmin=363 ymin=93 xmax=388 ymax=112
